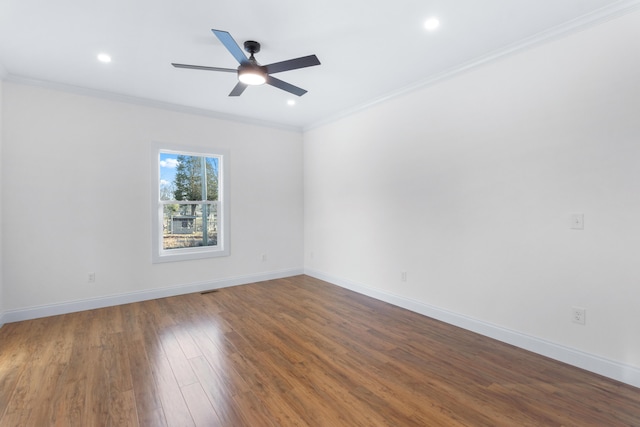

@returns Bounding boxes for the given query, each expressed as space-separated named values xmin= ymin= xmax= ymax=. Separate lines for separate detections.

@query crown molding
xmin=305 ymin=0 xmax=640 ymax=132
xmin=3 ymin=74 xmax=303 ymax=133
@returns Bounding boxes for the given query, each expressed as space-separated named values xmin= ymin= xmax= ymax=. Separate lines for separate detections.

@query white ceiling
xmin=1 ymin=0 xmax=639 ymax=130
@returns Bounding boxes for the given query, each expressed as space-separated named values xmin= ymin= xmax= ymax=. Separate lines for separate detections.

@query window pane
xmin=159 ymin=153 xmax=179 ymax=201
xmin=162 ymin=203 xmax=218 ymax=250
xmin=205 ymin=157 xmax=219 ymax=201
xmin=159 ymin=153 xmax=219 ymax=202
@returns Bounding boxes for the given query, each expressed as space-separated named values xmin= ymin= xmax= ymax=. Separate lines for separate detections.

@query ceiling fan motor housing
xmin=238 ymin=41 xmax=266 ymax=84
xmin=238 ymin=62 xmax=267 ymax=75
xmin=243 ymin=40 xmax=261 ymax=55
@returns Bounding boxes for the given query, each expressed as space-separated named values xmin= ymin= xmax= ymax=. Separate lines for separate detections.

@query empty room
xmin=1 ymin=0 xmax=640 ymax=425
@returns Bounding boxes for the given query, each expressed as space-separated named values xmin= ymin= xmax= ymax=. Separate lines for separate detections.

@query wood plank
xmin=150 ymin=353 xmax=194 ymax=426
xmin=158 ymin=328 xmax=198 ymax=388
xmin=188 ymin=356 xmax=246 ymax=426
xmin=127 ymin=339 xmax=167 ymax=427
xmin=181 ymin=382 xmax=223 ymax=427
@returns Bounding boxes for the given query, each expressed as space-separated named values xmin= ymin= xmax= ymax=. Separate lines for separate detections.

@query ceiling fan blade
xmin=172 ymin=63 xmax=237 ymax=73
xmin=229 ymin=82 xmax=248 ymax=97
xmin=265 ymin=55 xmax=321 ymax=74
xmin=266 ymin=75 xmax=307 ymax=97
xmin=212 ymin=29 xmax=248 ymax=65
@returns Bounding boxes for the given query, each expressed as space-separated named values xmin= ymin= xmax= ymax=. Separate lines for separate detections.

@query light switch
xmin=570 ymin=213 xmax=584 ymax=230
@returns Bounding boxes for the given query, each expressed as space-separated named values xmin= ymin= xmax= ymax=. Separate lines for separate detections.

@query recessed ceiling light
xmin=424 ymin=17 xmax=440 ymax=31
xmin=97 ymin=53 xmax=112 ymax=63
xmin=287 ymin=100 xmax=296 ymax=106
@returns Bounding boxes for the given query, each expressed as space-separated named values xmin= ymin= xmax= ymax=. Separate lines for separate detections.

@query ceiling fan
xmin=172 ymin=29 xmax=321 ymax=97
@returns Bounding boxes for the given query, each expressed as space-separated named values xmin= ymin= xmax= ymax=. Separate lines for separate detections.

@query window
xmin=152 ymin=143 xmax=229 ymax=263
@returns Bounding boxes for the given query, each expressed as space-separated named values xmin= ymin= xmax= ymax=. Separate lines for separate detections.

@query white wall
xmin=304 ymin=10 xmax=640 ymax=382
xmin=2 ymin=83 xmax=303 ymax=316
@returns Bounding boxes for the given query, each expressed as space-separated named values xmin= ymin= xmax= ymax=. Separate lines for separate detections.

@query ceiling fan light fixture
xmin=238 ymin=66 xmax=267 ymax=85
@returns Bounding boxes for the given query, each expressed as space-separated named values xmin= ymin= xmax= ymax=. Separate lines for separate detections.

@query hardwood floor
xmin=1 ymin=275 xmax=639 ymax=426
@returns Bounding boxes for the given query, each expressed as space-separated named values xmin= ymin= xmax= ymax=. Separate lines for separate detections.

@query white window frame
xmin=151 ymin=142 xmax=230 ymax=263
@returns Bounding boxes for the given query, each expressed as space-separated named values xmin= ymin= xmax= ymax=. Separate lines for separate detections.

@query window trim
xmin=151 ymin=142 xmax=230 ymax=263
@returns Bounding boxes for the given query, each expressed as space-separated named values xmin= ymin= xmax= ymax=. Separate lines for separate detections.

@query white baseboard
xmin=305 ymin=268 xmax=640 ymax=389
xmin=1 ymin=268 xmax=303 ymax=325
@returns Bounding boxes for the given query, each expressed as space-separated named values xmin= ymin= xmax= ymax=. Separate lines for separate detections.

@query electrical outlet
xmin=401 ymin=271 xmax=407 ymax=282
xmin=570 ymin=213 xmax=584 ymax=230
xmin=88 ymin=272 xmax=96 ymax=283
xmin=572 ymin=307 xmax=586 ymax=325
